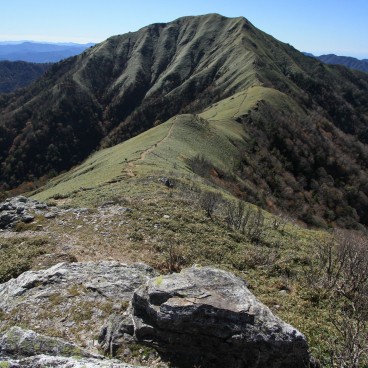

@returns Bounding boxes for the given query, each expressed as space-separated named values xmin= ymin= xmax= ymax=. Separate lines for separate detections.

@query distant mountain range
xmin=304 ymin=52 xmax=368 ymax=73
xmin=0 ymin=42 xmax=94 ymax=63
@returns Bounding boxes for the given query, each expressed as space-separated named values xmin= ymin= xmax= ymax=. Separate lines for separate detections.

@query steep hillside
xmin=30 ymin=86 xmax=294 ymax=200
xmin=0 ymin=60 xmax=50 ymax=93
xmin=2 ymin=14 xmax=368 ymax=229
xmin=0 ymin=14 xmax=262 ymax=188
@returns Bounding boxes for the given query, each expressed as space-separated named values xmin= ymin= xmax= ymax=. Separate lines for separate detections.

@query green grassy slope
xmin=32 ymin=70 xmax=368 ymax=231
xmin=33 ymin=119 xmax=173 ymax=200
xmin=0 ymin=14 xmax=260 ymax=189
xmin=33 ymin=86 xmax=274 ymax=201
xmin=30 ymin=84 xmax=305 ymax=218
xmin=200 ymin=85 xmax=303 ymax=120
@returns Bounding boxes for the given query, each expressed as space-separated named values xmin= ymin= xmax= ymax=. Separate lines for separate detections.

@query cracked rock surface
xmin=0 ymin=326 xmax=99 ymax=360
xmin=0 ymin=262 xmax=156 ymax=350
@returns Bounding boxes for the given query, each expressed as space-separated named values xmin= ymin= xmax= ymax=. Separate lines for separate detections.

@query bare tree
xmin=225 ymin=200 xmax=265 ymax=242
xmin=329 ymin=302 xmax=368 ymax=368
xmin=200 ymin=191 xmax=222 ymax=219
xmin=247 ymin=207 xmax=265 ymax=242
xmin=306 ymin=229 xmax=368 ymax=367
xmin=225 ymin=199 xmax=251 ymax=232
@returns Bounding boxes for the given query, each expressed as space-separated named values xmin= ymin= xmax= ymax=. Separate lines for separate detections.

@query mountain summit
xmin=1 ymin=13 xmax=368 ymax=228
xmin=0 ymin=14 xmax=261 ymax=185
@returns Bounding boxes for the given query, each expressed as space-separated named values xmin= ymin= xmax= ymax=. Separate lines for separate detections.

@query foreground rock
xmin=0 ymin=262 xmax=156 ymax=350
xmin=128 ymin=266 xmax=312 ymax=368
xmin=0 ymin=260 xmax=314 ymax=367
xmin=0 ymin=326 xmax=138 ymax=367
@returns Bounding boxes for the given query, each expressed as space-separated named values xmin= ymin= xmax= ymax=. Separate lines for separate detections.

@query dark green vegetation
xmin=1 ymin=14 xmax=368 ymax=230
xmin=317 ymin=54 xmax=368 ymax=73
xmin=0 ymin=61 xmax=50 ymax=93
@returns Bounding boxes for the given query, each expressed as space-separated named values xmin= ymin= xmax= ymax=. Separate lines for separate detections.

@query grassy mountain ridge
xmin=0 ymin=14 xmax=259 ymax=188
xmin=31 ymin=85 xmax=293 ymax=201
xmin=32 ymin=83 xmax=368 ymax=229
xmin=2 ymin=13 xmax=368 ymax=229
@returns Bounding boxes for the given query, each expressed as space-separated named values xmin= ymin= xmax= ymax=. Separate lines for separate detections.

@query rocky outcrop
xmin=0 ymin=196 xmax=59 ymax=229
xmin=0 ymin=262 xmax=157 ymax=350
xmin=0 ymin=260 xmax=314 ymax=367
xmin=126 ymin=266 xmax=312 ymax=368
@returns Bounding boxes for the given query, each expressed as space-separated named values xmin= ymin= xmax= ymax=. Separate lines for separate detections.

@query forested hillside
xmin=0 ymin=60 xmax=50 ymax=93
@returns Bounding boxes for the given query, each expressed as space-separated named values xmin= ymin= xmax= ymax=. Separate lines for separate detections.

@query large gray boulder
xmin=0 ymin=259 xmax=314 ymax=367
xmin=130 ymin=266 xmax=312 ymax=368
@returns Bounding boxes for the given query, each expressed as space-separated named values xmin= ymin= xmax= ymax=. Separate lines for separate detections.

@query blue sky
xmin=1 ymin=0 xmax=367 ymax=58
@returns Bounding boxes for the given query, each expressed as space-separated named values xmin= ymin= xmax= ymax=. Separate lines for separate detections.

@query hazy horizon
xmin=0 ymin=40 xmax=94 ymax=44
xmin=1 ymin=1 xmax=368 ymax=59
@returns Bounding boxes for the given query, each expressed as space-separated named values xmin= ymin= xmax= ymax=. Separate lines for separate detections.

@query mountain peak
xmin=1 ymin=13 xmax=368 ymax=229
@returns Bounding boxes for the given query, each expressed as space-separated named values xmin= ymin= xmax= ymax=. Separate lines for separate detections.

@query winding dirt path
xmin=140 ymin=119 xmax=176 ymax=161
xmin=232 ymin=91 xmax=248 ymax=119
xmin=126 ymin=162 xmax=135 ymax=177
xmin=123 ymin=119 xmax=176 ymax=177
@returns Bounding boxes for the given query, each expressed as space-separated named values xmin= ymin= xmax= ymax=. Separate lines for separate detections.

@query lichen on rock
xmin=0 ymin=262 xmax=157 ymax=349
